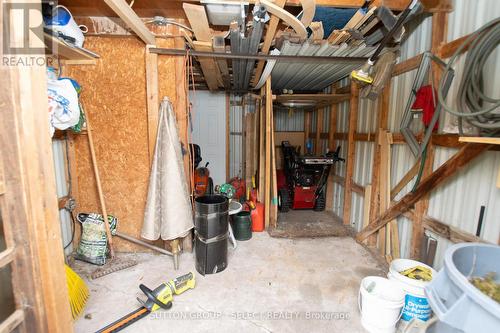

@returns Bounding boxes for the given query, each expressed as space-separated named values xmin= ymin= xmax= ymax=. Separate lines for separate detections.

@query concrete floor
xmin=271 ymin=210 xmax=352 ymax=238
xmin=74 ymin=232 xmax=386 ymax=333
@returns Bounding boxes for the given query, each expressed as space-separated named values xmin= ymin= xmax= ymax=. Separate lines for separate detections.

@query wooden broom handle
xmin=86 ymin=114 xmax=115 ymax=258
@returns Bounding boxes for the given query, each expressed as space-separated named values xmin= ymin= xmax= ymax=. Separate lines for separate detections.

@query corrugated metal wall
xmin=229 ymin=94 xmax=260 ymax=179
xmin=274 ymin=107 xmax=305 ymax=132
xmin=52 ymin=140 xmax=73 ymax=256
xmin=325 ymin=0 xmax=500 ymax=266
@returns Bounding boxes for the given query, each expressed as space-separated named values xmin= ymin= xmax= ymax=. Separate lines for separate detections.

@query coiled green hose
xmin=437 ymin=17 xmax=500 ymax=135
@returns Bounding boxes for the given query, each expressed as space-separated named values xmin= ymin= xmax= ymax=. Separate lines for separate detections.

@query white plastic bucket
xmin=359 ymin=276 xmax=405 ymax=333
xmin=388 ymin=259 xmax=436 ymax=322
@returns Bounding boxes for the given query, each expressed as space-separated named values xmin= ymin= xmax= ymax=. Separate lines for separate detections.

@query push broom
xmin=65 ymin=263 xmax=89 ymax=318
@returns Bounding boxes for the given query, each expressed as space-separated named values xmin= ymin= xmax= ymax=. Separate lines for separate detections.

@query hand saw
xmin=96 ymin=272 xmax=196 ymax=333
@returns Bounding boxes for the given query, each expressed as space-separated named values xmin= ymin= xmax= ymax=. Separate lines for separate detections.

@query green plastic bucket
xmin=231 ymin=211 xmax=252 ymax=241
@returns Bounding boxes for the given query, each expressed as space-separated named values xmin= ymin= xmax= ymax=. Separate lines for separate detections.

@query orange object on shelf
xmin=251 ymin=202 xmax=264 ymax=232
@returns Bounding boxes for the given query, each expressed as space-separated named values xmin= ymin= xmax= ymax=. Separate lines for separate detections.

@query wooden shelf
xmin=53 ymin=129 xmax=87 ymax=140
xmin=458 ymin=136 xmax=500 ymax=145
xmin=44 ymin=33 xmax=99 ymax=65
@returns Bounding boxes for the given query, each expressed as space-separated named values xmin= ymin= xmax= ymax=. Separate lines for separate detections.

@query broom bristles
xmin=65 ymin=264 xmax=89 ymax=319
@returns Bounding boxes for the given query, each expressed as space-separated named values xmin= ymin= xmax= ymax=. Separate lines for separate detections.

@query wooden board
xmin=309 ymin=21 xmax=324 ymax=41
xmin=304 ymin=111 xmax=311 ymax=151
xmin=213 ymin=36 xmax=230 ymax=89
xmin=66 ymin=37 xmax=179 ymax=251
xmin=378 ymin=130 xmax=389 ymax=256
xmin=264 ymin=77 xmax=272 ymax=228
xmin=315 ymin=108 xmax=324 ymax=154
xmin=391 ymin=159 xmax=421 ymax=200
xmin=357 ymin=143 xmax=491 ymax=242
xmin=342 ymin=82 xmax=359 ymax=225
xmin=193 ymin=41 xmax=222 ymax=91
xmin=0 ymin=158 xmax=4 ymax=195
xmin=258 ymin=96 xmax=266 ymax=203
xmin=270 ymin=100 xmax=278 ymax=228
xmin=1 ymin=38 xmax=73 ymax=331
xmin=145 ymin=45 xmax=159 ymax=162
xmin=182 ymin=3 xmax=212 ymax=42
xmin=459 ymin=137 xmax=500 ymax=145
xmin=298 ymin=0 xmax=316 ymax=27
xmin=261 ymin=0 xmax=308 ymax=39
xmin=423 ymin=215 xmax=488 ymax=244
xmin=245 ymin=113 xmax=255 ymax=189
xmin=367 ymin=81 xmax=391 ymax=246
xmin=103 ymin=0 xmax=156 ymax=44
xmin=362 ymin=184 xmax=372 ymax=236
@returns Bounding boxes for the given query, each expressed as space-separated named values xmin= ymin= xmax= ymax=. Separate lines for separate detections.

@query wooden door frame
xmin=0 ymin=1 xmax=73 ymax=332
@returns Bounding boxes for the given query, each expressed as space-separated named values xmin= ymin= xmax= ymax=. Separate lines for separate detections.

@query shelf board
xmin=44 ymin=33 xmax=99 ymax=65
xmin=53 ymin=129 xmax=87 ymax=140
xmin=458 ymin=137 xmax=500 ymax=145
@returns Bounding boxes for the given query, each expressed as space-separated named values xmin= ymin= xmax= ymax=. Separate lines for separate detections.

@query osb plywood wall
xmin=66 ymin=36 xmax=180 ymax=251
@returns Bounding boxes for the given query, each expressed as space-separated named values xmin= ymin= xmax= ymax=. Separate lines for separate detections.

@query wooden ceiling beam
xmin=103 ymin=0 xmax=155 ymax=44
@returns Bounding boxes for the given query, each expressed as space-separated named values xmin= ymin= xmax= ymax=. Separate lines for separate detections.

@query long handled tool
xmin=96 ymin=272 xmax=196 ymax=333
xmin=85 ymin=110 xmax=137 ymax=279
xmin=351 ymin=0 xmax=420 ymax=84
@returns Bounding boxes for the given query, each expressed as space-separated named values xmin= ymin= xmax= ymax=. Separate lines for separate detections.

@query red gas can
xmin=251 ymin=202 xmax=264 ymax=232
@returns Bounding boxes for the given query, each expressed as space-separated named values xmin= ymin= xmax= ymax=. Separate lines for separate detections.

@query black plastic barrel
xmin=194 ymin=195 xmax=228 ymax=275
xmin=231 ymin=211 xmax=252 ymax=241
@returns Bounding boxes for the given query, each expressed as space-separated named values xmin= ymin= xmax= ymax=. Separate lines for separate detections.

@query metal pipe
xmin=115 ymin=231 xmax=173 ymax=256
xmin=149 ymin=48 xmax=369 ymax=64
xmin=230 ymin=27 xmax=241 ymax=90
xmin=242 ymin=7 xmax=267 ymax=90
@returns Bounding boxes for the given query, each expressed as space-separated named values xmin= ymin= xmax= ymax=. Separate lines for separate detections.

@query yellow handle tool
xmin=97 ymin=272 xmax=196 ymax=333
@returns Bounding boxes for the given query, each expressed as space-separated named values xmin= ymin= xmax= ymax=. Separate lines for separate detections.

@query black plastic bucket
xmin=231 ymin=211 xmax=252 ymax=241
xmin=194 ymin=195 xmax=228 ymax=275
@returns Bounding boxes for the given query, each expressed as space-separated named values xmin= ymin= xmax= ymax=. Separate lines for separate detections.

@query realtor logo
xmin=2 ymin=1 xmax=58 ymax=66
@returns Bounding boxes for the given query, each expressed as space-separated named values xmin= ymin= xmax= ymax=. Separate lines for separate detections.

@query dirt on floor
xmin=269 ymin=210 xmax=354 ymax=238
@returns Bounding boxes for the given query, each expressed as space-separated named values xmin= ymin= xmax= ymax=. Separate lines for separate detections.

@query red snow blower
xmin=277 ymin=141 xmax=344 ymax=212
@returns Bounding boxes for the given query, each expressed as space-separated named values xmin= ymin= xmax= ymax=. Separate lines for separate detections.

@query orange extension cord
xmin=184 ymin=49 xmax=196 ymax=209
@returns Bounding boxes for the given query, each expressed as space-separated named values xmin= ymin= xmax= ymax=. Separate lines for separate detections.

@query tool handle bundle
xmin=437 ymin=17 xmax=500 ymax=135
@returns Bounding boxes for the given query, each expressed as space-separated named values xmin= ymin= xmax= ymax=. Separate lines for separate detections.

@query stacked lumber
xmin=183 ymin=3 xmax=224 ymax=91
xmin=327 ymin=6 xmax=380 ymax=46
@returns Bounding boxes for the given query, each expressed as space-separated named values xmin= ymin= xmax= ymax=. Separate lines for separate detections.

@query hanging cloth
xmin=411 ymin=85 xmax=439 ymax=131
xmin=142 ymin=97 xmax=194 ymax=241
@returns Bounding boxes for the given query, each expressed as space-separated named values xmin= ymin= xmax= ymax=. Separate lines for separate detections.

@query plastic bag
xmin=47 ymin=67 xmax=81 ymax=135
xmin=75 ymin=213 xmax=117 ymax=266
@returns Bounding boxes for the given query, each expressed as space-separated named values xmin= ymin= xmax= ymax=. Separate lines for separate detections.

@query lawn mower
xmin=277 ymin=141 xmax=344 ymax=212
